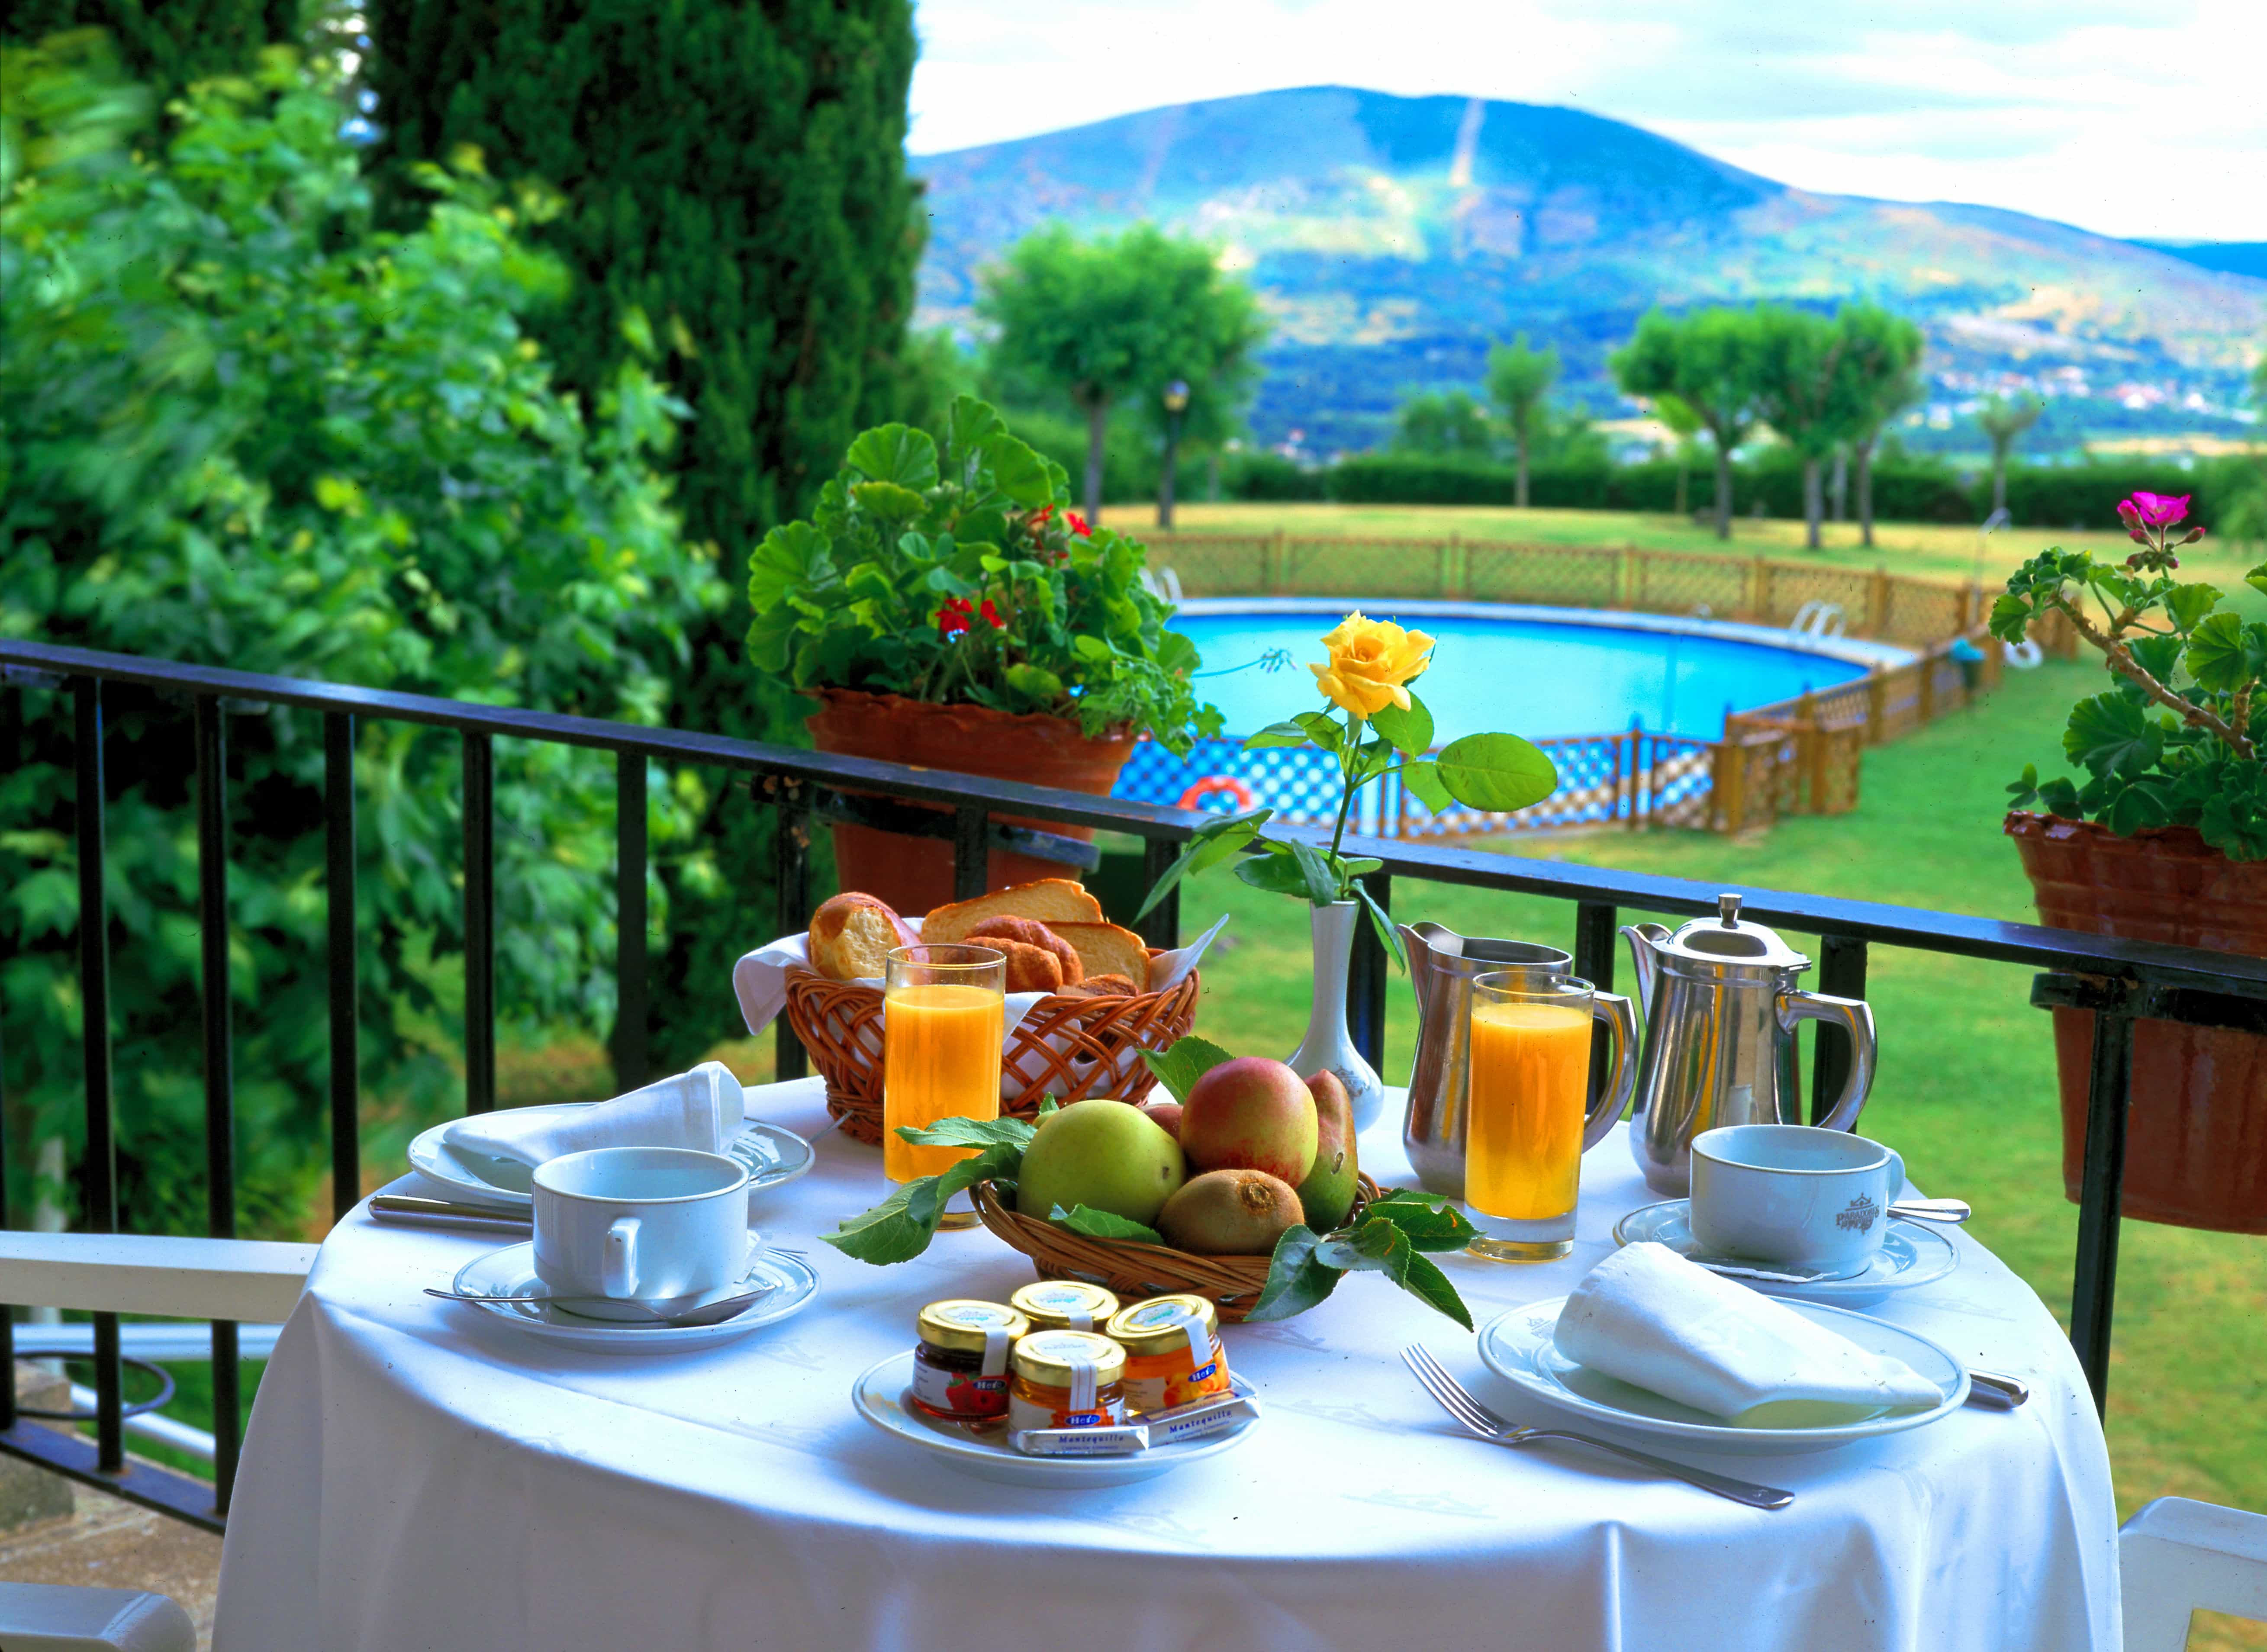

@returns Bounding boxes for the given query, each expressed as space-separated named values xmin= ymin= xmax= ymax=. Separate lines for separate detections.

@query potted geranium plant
xmin=747 ymin=397 xmax=1220 ymax=912
xmin=1992 ymin=491 xmax=2267 ymax=1232
xmin=1138 ymin=613 xmax=1558 ymax=1130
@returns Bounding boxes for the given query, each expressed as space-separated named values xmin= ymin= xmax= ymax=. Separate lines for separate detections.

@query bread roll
xmin=921 ymin=879 xmax=1101 ymax=945
xmin=1047 ymin=922 xmax=1151 ymax=990
xmin=965 ymin=916 xmax=1083 ymax=984
xmin=985 ymin=939 xmax=1064 ymax=994
xmin=1070 ymin=973 xmax=1140 ymax=998
xmin=808 ymin=893 xmax=916 ymax=981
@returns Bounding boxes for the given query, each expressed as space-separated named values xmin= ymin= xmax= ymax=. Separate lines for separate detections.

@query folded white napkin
xmin=444 ymin=1062 xmax=745 ymax=1169
xmin=1554 ymin=1242 xmax=1943 ymax=1420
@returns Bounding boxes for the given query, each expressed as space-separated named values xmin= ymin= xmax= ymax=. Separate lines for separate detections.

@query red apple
xmin=1180 ymin=1056 xmax=1318 ymax=1183
xmin=1139 ymin=1100 xmax=1184 ymax=1141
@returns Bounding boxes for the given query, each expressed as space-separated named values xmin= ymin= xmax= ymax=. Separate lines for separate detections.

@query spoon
xmin=1890 ymin=1199 xmax=1970 ymax=1225
xmin=425 ymin=1279 xmax=776 ymax=1327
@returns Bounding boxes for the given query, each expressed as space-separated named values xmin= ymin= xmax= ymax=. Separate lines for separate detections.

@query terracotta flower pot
xmin=2006 ymin=810 xmax=2267 ymax=1233
xmin=804 ymin=687 xmax=1135 ymax=917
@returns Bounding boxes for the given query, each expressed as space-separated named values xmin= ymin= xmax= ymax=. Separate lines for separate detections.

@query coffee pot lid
xmin=1658 ymin=893 xmax=1810 ymax=973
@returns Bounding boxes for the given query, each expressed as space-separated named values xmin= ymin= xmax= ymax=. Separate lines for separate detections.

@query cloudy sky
xmin=907 ymin=0 xmax=2267 ymax=241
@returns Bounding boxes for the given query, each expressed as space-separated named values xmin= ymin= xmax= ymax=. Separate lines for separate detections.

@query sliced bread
xmin=921 ymin=879 xmax=1101 ymax=944
xmin=1048 ymin=921 xmax=1151 ymax=990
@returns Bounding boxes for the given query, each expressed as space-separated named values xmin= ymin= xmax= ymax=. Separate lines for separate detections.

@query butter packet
xmin=1008 ymin=1423 xmax=1151 ymax=1457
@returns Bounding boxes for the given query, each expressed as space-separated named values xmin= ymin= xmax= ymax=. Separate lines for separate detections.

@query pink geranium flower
xmin=2125 ymin=491 xmax=2191 ymax=528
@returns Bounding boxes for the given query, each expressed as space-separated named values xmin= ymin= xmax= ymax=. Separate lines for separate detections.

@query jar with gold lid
xmin=1007 ymin=1330 xmax=1127 ymax=1431
xmin=1106 ymin=1294 xmax=1231 ymax=1414
xmin=912 ymin=1299 xmax=1030 ymax=1424
xmin=1008 ymin=1279 xmax=1120 ymax=1333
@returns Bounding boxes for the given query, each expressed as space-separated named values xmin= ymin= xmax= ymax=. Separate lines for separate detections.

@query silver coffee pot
xmin=1621 ymin=893 xmax=1878 ymax=1195
xmin=1399 ymin=923 xmax=1639 ymax=1199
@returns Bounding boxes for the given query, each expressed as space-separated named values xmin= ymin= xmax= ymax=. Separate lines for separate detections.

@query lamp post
xmin=1158 ymin=379 xmax=1191 ymax=529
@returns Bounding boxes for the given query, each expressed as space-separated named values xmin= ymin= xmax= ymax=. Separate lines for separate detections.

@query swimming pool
xmin=1171 ymin=599 xmax=1910 ymax=743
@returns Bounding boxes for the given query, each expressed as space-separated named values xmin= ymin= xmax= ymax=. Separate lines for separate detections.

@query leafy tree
xmin=1486 ymin=335 xmax=1560 ymax=507
xmin=1653 ymin=393 xmax=1704 ymax=518
xmin=1391 ymin=391 xmax=1495 ymax=458
xmin=366 ymin=0 xmax=924 ymax=1071
xmin=3 ymin=0 xmax=307 ymax=105
xmin=979 ymin=224 xmax=1265 ymax=524
xmin=1752 ymin=306 xmax=1867 ymax=551
xmin=1977 ymin=395 xmax=2045 ymax=517
xmin=1835 ymin=306 xmax=1927 ymax=548
xmin=1612 ymin=308 xmax=1770 ymax=540
xmin=0 ymin=40 xmax=718 ymax=1233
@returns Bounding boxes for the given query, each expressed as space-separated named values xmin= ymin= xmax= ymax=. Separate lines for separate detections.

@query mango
xmin=1016 ymin=1099 xmax=1186 ymax=1227
xmin=1295 ymin=1069 xmax=1359 ymax=1231
xmin=1157 ymin=1168 xmax=1304 ymax=1255
xmin=1180 ymin=1056 xmax=1317 ymax=1183
xmin=1138 ymin=1099 xmax=1184 ymax=1141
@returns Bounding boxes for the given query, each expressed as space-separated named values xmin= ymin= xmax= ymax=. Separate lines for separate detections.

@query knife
xmin=368 ymin=1194 xmax=531 ymax=1234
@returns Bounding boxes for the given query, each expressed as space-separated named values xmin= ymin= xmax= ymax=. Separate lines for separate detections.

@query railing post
xmin=1574 ymin=901 xmax=1619 ymax=1112
xmin=1711 ymin=735 xmax=1743 ymax=835
xmin=1809 ymin=937 xmax=1868 ymax=1124
xmin=1346 ymin=875 xmax=1389 ymax=1077
xmin=613 ymin=750 xmax=649 ymax=1092
xmin=74 ymin=678 xmax=123 ymax=1473
xmin=325 ymin=714 xmax=360 ymax=1220
xmin=1137 ymin=835 xmax=1182 ymax=952
xmin=461 ymin=731 xmax=496 ymax=1114
xmin=772 ymin=776 xmax=811 ymax=1082
xmin=194 ymin=697 xmax=241 ymax=1514
xmin=952 ymin=807 xmax=988 ymax=903
xmin=2071 ymin=987 xmax=2137 ymax=1416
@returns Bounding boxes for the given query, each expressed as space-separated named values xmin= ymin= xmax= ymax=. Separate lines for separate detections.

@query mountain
xmin=2136 ymin=242 xmax=2267 ymax=282
xmin=912 ymin=87 xmax=2267 ymax=456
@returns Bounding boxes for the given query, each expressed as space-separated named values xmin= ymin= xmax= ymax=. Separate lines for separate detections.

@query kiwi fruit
xmin=1157 ymin=1168 xmax=1304 ymax=1256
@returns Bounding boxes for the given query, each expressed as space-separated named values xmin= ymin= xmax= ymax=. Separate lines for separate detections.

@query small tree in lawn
xmin=1612 ymin=307 xmax=1769 ymax=540
xmin=1753 ymin=306 xmax=1867 ymax=551
xmin=980 ymin=225 xmax=1261 ymax=525
xmin=1654 ymin=392 xmax=1704 ymax=518
xmin=1391 ymin=390 xmax=1496 ymax=457
xmin=1836 ymin=306 xmax=1926 ymax=549
xmin=1486 ymin=334 xmax=1559 ymax=507
xmin=1977 ymin=395 xmax=2044 ymax=517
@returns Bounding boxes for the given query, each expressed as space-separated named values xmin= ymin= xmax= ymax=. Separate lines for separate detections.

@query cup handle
xmin=1885 ymin=1148 xmax=1907 ymax=1203
xmin=602 ymin=1217 xmax=639 ymax=1299
xmin=1582 ymin=991 xmax=1641 ymax=1152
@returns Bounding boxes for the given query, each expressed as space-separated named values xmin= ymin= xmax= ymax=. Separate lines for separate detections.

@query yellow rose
xmin=1310 ymin=612 xmax=1434 ymax=718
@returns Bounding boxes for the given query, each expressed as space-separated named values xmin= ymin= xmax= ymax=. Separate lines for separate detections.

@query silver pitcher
xmin=1400 ymin=923 xmax=1639 ymax=1199
xmin=1622 ymin=893 xmax=1879 ymax=1195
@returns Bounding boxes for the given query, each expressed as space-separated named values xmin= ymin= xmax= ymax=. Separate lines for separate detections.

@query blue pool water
xmin=1172 ymin=601 xmax=1897 ymax=742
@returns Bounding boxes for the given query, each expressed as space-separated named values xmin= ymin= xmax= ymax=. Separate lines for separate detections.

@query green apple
xmin=1016 ymin=1100 xmax=1187 ymax=1227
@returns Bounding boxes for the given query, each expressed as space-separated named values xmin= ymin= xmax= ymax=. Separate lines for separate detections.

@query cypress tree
xmin=4 ymin=0 xmax=306 ymax=101
xmin=366 ymin=0 xmax=924 ymax=1071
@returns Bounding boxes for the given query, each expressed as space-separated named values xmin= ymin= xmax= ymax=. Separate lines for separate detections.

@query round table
xmin=213 ymin=1079 xmax=2120 ymax=1650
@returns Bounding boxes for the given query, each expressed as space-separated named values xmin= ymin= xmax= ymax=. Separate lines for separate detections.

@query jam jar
xmin=911 ymin=1299 xmax=1030 ymax=1424
xmin=1008 ymin=1280 xmax=1120 ymax=1333
xmin=1006 ymin=1330 xmax=1128 ymax=1431
xmin=1105 ymin=1294 xmax=1231 ymax=1414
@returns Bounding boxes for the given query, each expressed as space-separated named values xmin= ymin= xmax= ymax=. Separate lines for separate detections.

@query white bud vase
xmin=1288 ymin=899 xmax=1387 ymax=1134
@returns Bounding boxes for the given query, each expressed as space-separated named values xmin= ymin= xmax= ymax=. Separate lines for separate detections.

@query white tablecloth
xmin=213 ymin=1080 xmax=2120 ymax=1651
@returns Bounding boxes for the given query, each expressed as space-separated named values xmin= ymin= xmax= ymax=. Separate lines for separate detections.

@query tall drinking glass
xmin=883 ymin=944 xmax=1007 ymax=1230
xmin=1465 ymin=971 xmax=1597 ymax=1262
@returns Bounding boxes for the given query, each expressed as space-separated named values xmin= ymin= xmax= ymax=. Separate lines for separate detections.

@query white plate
xmin=1475 ymin=1296 xmax=1968 ymax=1456
xmin=408 ymin=1107 xmax=814 ymax=1211
xmin=852 ymin=1352 xmax=1259 ymax=1488
xmin=1611 ymin=1201 xmax=1959 ymax=1305
xmin=443 ymin=1240 xmax=816 ymax=1353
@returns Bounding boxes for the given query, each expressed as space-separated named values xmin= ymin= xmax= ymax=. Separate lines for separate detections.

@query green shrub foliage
xmin=0 ymin=40 xmax=721 ymax=1232
xmin=3 ymin=1 xmax=307 ymax=104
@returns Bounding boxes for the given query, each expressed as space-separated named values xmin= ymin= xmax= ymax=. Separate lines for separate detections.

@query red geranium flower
xmin=937 ymin=597 xmax=974 ymax=639
xmin=980 ymin=598 xmax=1003 ymax=627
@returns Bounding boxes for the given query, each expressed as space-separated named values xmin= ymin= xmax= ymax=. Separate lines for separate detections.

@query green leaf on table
xmin=1287 ymin=838 xmax=1345 ymax=905
xmin=821 ymin=1140 xmax=1023 ymax=1265
xmin=1050 ymin=1204 xmax=1165 ymax=1245
xmin=1367 ymin=692 xmax=1433 ymax=756
xmin=1134 ymin=810 xmax=1272 ymax=920
xmin=1243 ymin=721 xmax=1312 ymax=750
xmin=896 ymin=1114 xmax=1038 ymax=1151
xmin=1436 ymin=732 xmax=1558 ymax=812
xmin=1400 ymin=758 xmax=1456 ymax=815
xmin=1139 ymin=1033 xmax=1236 ymax=1100
xmin=1362 ymin=1188 xmax=1481 ymax=1252
xmin=1245 ymin=1226 xmax=1343 ymax=1322
xmin=1234 ymin=845 xmax=1318 ymax=897
xmin=1398 ymin=1251 xmax=1474 ymax=1330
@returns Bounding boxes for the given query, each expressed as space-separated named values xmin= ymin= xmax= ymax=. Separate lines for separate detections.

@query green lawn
xmin=1164 ymin=656 xmax=2267 ymax=1553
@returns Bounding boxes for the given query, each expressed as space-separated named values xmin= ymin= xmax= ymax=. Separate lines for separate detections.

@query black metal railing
xmin=5 ymin=636 xmax=2267 ymax=1532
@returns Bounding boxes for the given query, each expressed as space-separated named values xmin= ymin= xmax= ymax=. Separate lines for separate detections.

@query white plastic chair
xmin=0 ymin=1583 xmax=195 ymax=1651
xmin=2122 ymin=1497 xmax=2267 ymax=1649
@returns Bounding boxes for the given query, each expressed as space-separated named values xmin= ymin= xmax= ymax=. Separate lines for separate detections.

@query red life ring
xmin=1177 ymin=775 xmax=1257 ymax=812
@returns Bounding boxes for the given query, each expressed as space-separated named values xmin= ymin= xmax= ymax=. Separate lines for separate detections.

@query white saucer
xmin=408 ymin=1107 xmax=814 ymax=1211
xmin=852 ymin=1353 xmax=1259 ymax=1488
xmin=443 ymin=1240 xmax=816 ymax=1353
xmin=1475 ymin=1296 xmax=1968 ymax=1456
xmin=1611 ymin=1201 xmax=1959 ymax=1304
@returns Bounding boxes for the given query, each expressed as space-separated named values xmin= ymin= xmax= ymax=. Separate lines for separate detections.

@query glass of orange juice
xmin=1465 ymin=971 xmax=1597 ymax=1262
xmin=883 ymin=943 xmax=1008 ymax=1229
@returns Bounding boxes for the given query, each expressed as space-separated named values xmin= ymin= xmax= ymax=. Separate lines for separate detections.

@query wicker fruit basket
xmin=970 ymin=1173 xmax=1383 ymax=1322
xmin=781 ymin=959 xmax=1201 ymax=1144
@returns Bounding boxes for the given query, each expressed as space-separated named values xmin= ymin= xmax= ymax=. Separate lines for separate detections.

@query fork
xmin=1400 ymin=1345 xmax=1794 ymax=1510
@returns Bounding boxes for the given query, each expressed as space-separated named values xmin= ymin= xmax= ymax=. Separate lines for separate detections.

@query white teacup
xmin=1688 ymin=1124 xmax=1906 ymax=1280
xmin=531 ymin=1146 xmax=753 ymax=1321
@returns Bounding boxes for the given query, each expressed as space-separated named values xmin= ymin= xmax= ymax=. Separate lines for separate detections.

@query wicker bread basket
xmin=781 ymin=958 xmax=1201 ymax=1144
xmin=970 ymin=1173 xmax=1383 ymax=1322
